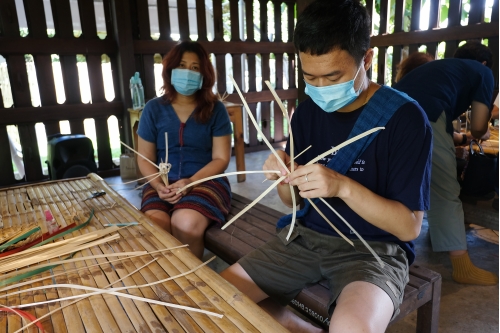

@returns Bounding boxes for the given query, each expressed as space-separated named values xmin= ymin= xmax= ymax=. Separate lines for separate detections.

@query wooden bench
xmin=205 ymin=193 xmax=442 ymax=333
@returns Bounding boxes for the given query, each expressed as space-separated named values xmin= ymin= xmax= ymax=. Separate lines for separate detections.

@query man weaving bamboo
xmin=221 ymin=0 xmax=433 ymax=332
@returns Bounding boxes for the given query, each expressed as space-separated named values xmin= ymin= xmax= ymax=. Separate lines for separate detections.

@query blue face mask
xmin=304 ymin=61 xmax=364 ymax=113
xmin=171 ymin=68 xmax=203 ymax=96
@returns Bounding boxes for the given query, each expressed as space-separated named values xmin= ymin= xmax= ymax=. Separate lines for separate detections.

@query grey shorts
xmin=238 ymin=222 xmax=409 ymax=320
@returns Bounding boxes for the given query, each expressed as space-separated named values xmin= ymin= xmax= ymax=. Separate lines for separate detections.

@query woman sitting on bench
xmin=137 ymin=41 xmax=233 ymax=259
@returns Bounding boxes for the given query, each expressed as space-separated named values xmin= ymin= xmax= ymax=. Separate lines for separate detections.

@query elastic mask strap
xmin=353 ymin=57 xmax=365 ymax=94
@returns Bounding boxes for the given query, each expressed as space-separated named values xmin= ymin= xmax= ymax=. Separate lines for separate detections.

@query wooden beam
xmin=0 ymin=102 xmax=124 ymax=125
xmin=370 ymin=23 xmax=498 ymax=48
xmin=133 ymin=40 xmax=296 ymax=54
xmin=0 ymin=37 xmax=117 ymax=55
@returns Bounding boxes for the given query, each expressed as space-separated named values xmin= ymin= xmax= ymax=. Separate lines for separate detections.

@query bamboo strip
xmin=73 ymin=187 xmax=201 ymax=333
xmin=176 ymin=170 xmax=281 ymax=194
xmin=46 ymin=197 xmax=126 ymax=333
xmin=103 ymin=216 xmax=222 ymax=332
xmin=307 ymin=199 xmax=353 ymax=246
xmin=28 ymin=183 xmax=86 ymax=333
xmin=319 ymin=197 xmax=384 ymax=267
xmin=306 ymin=127 xmax=385 ymax=165
xmin=221 ymin=176 xmax=287 ymax=230
xmin=229 ymin=76 xmax=288 ymax=172
xmin=91 ymin=174 xmax=290 ymax=333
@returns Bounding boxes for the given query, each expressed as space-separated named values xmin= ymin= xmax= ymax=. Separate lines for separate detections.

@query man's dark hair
xmin=293 ymin=0 xmax=371 ymax=64
xmin=454 ymin=41 xmax=493 ymax=68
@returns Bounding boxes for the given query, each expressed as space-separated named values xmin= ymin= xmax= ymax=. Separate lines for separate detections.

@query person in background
xmin=492 ymin=93 xmax=499 ymax=121
xmin=137 ymin=41 xmax=232 ymax=259
xmin=394 ymin=52 xmax=434 ymax=83
xmin=395 ymin=51 xmax=486 ymax=147
xmin=393 ymin=41 xmax=497 ymax=285
xmin=221 ymin=1 xmax=433 ymax=332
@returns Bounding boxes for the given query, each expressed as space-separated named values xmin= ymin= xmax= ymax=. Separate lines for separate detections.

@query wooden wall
xmin=0 ymin=0 xmax=498 ymax=187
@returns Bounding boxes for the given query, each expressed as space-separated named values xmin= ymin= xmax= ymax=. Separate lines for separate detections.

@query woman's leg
xmin=144 ymin=209 xmax=172 ymax=233
xmin=170 ymin=209 xmax=210 ymax=259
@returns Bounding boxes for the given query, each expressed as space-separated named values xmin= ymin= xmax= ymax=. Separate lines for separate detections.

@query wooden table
xmin=128 ymin=102 xmax=247 ymax=183
xmin=0 ymin=174 xmax=288 ymax=333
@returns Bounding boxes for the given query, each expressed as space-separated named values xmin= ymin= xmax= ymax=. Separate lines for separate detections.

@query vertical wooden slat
xmin=136 ymin=0 xmax=151 ymax=40
xmin=69 ymin=119 xmax=85 ymax=135
xmin=273 ymin=0 xmax=282 ymax=42
xmin=448 ymin=0 xmax=462 ymax=27
xmin=259 ymin=0 xmax=269 ymax=42
xmin=142 ymin=55 xmax=156 ymax=101
xmin=0 ymin=0 xmax=20 ymax=37
xmin=24 ymin=0 xmax=48 ymax=38
xmin=6 ymin=56 xmax=32 ymax=107
xmin=444 ymin=41 xmax=459 ymax=58
xmin=247 ymin=54 xmax=257 ymax=92
xmin=245 ymin=0 xmax=255 ymax=42
xmin=111 ymin=0 xmax=136 ymax=145
xmin=213 ymin=0 xmax=224 ymax=41
xmin=34 ymin=55 xmax=58 ymax=106
xmin=468 ymin=0 xmax=486 ymax=24
xmin=230 ymin=0 xmax=240 ymax=41
xmin=44 ymin=122 xmax=61 ymax=137
xmin=232 ymin=54 xmax=243 ymax=90
xmin=377 ymin=47 xmax=387 ymax=85
xmin=60 ymin=56 xmax=82 ymax=104
xmin=365 ymin=0 xmax=375 ymax=34
xmin=103 ymin=0 xmax=114 ymax=38
xmin=50 ymin=0 xmax=74 ymax=38
xmin=95 ymin=117 xmax=113 ymax=170
xmin=492 ymin=0 xmax=499 ymax=22
xmin=429 ymin=0 xmax=440 ymax=29
xmin=274 ymin=53 xmax=284 ymax=141
xmin=157 ymin=0 xmax=173 ymax=40
xmin=248 ymin=103 xmax=259 ymax=146
xmin=286 ymin=1 xmax=294 ymax=42
xmin=275 ymin=53 xmax=284 ymax=90
xmin=0 ymin=127 xmax=16 ymax=185
xmin=78 ymin=0 xmax=98 ymax=38
xmin=18 ymin=124 xmax=44 ymax=181
xmin=426 ymin=43 xmax=438 ymax=59
xmin=195 ymin=0 xmax=208 ymax=41
xmin=409 ymin=0 xmax=422 ymax=53
xmin=86 ymin=54 xmax=106 ymax=103
xmin=177 ymin=0 xmax=190 ymax=41
xmin=392 ymin=46 xmax=402 ymax=83
xmin=394 ymin=0 xmax=405 ymax=33
xmin=409 ymin=44 xmax=419 ymax=54
xmin=288 ymin=52 xmax=296 ymax=89
xmin=261 ymin=53 xmax=271 ymax=141
xmin=261 ymin=102 xmax=271 ymax=141
xmin=410 ymin=0 xmax=422 ymax=31
xmin=216 ymin=54 xmax=227 ymax=94
xmin=379 ymin=0 xmax=389 ymax=34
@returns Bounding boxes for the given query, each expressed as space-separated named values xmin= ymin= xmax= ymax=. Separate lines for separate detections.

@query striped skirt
xmin=140 ymin=177 xmax=232 ymax=226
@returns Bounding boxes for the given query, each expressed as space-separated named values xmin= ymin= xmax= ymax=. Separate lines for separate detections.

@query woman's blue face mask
xmin=304 ymin=60 xmax=364 ymax=113
xmin=171 ymin=68 xmax=203 ymax=96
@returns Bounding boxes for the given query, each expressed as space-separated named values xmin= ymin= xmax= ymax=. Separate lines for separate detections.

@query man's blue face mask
xmin=304 ymin=60 xmax=364 ymax=113
xmin=171 ymin=68 xmax=203 ymax=96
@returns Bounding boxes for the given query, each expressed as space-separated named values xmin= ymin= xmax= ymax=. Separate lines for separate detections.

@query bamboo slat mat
xmin=0 ymin=174 xmax=289 ymax=333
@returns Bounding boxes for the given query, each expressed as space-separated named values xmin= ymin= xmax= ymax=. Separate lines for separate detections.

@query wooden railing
xmin=0 ymin=0 xmax=498 ymax=188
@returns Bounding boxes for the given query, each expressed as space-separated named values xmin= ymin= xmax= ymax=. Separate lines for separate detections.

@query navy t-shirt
xmin=393 ymin=59 xmax=494 ymax=134
xmin=285 ymin=97 xmax=432 ymax=264
xmin=137 ymin=98 xmax=232 ymax=180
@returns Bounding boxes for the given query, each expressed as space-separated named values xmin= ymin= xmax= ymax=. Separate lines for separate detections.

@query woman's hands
xmin=285 ymin=164 xmax=350 ymax=200
xmin=156 ymin=178 xmax=193 ymax=204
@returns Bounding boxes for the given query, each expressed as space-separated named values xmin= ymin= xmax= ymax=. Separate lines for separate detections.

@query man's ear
xmin=363 ymin=49 xmax=374 ymax=71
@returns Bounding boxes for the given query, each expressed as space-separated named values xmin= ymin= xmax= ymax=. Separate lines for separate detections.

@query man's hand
xmin=263 ymin=150 xmax=298 ymax=181
xmin=286 ymin=164 xmax=350 ymax=199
